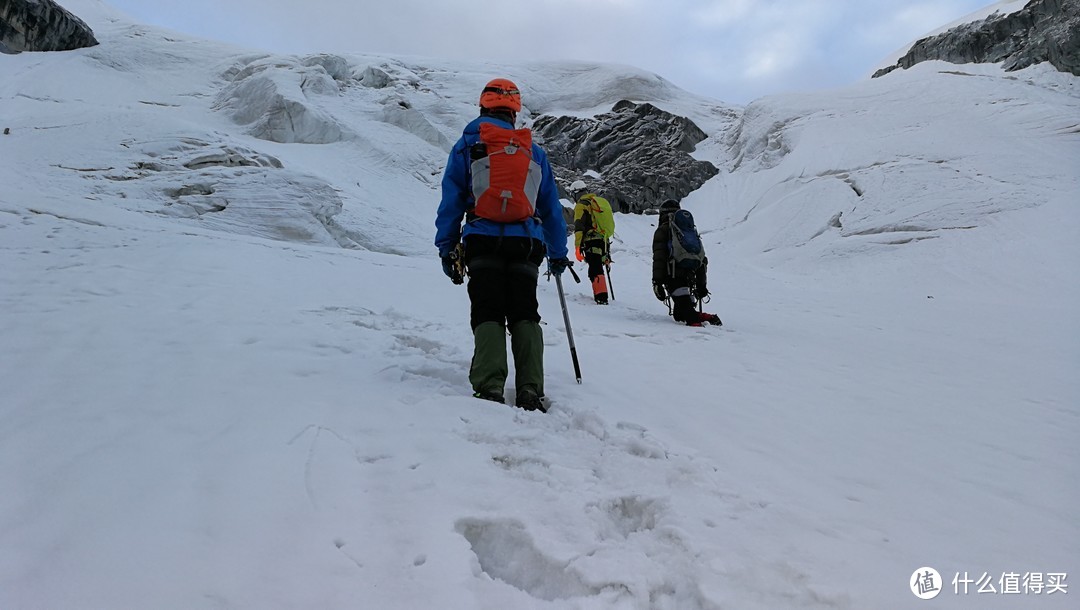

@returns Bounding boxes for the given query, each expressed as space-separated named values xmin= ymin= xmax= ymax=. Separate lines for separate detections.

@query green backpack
xmin=582 ymin=194 xmax=615 ymax=239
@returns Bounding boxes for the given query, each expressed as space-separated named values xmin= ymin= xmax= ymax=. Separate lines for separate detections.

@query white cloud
xmin=689 ymin=0 xmax=755 ymax=27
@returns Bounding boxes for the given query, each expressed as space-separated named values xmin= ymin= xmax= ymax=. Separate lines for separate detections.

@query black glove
xmin=548 ymin=257 xmax=571 ymax=276
xmin=695 ymin=285 xmax=709 ymax=300
xmin=652 ymin=282 xmax=667 ymax=301
xmin=442 ymin=253 xmax=463 ymax=284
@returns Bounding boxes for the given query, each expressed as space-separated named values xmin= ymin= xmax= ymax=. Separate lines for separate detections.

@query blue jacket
xmin=434 ymin=115 xmax=569 ymax=260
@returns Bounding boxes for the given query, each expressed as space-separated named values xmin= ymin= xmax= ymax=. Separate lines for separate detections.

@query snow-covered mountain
xmin=873 ymin=0 xmax=1080 ymax=78
xmin=2 ymin=1 xmax=1078 ymax=609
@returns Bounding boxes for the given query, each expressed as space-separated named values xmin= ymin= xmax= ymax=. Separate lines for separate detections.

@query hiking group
xmin=435 ymin=78 xmax=721 ymax=412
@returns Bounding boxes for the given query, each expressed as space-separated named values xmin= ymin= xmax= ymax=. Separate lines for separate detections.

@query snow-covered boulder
xmin=214 ymin=55 xmax=348 ymax=144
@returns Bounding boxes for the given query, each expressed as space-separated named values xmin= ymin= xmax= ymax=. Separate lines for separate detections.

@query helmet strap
xmin=480 ymin=107 xmax=516 ymax=124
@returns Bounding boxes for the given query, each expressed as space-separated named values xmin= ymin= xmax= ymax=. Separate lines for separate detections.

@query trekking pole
xmin=604 ymin=263 xmax=615 ymax=301
xmin=554 ymin=273 xmax=582 ymax=384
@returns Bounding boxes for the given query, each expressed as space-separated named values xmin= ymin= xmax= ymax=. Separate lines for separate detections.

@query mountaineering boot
xmin=473 ymin=391 xmax=505 ymax=404
xmin=514 ymin=387 xmax=545 ymax=412
xmin=670 ymin=290 xmax=695 ymax=324
xmin=591 ymin=275 xmax=609 ymax=305
xmin=509 ymin=320 xmax=545 ymax=404
xmin=470 ymin=321 xmax=507 ymax=402
xmin=686 ymin=311 xmax=721 ymax=327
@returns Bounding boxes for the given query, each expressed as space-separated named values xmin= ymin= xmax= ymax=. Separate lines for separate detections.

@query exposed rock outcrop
xmin=0 ymin=0 xmax=98 ymax=53
xmin=533 ymin=100 xmax=719 ymax=213
xmin=874 ymin=0 xmax=1080 ymax=78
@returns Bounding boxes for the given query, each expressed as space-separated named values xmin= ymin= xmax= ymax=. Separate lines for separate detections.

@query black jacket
xmin=652 ymin=212 xmax=708 ymax=289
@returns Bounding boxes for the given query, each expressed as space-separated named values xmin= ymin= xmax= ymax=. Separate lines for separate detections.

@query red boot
xmin=696 ymin=312 xmax=722 ymax=326
xmin=591 ymin=275 xmax=609 ymax=305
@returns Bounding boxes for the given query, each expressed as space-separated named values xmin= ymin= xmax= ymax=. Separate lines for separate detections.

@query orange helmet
xmin=479 ymin=78 xmax=521 ymax=112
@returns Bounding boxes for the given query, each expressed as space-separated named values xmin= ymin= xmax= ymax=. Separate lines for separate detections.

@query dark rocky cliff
xmin=874 ymin=0 xmax=1080 ymax=78
xmin=0 ymin=0 xmax=98 ymax=53
xmin=533 ymin=100 xmax=719 ymax=213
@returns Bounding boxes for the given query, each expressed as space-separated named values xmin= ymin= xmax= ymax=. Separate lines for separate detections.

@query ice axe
xmin=553 ymin=272 xmax=582 ymax=384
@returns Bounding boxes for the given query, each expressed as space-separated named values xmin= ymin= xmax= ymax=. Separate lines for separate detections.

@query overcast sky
xmin=104 ymin=0 xmax=996 ymax=104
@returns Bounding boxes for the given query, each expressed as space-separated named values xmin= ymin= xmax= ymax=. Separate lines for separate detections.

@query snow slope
xmin=1 ymin=1 xmax=1078 ymax=608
